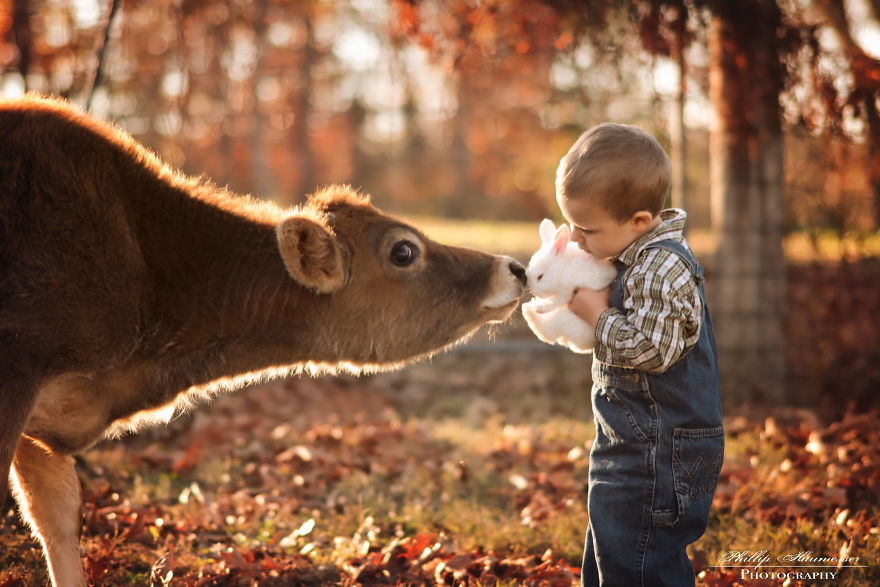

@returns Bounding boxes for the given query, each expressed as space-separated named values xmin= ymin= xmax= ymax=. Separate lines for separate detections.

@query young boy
xmin=558 ymin=123 xmax=724 ymax=586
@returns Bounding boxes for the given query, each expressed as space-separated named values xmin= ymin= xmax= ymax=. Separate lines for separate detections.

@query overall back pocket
xmin=672 ymin=426 xmax=724 ymax=502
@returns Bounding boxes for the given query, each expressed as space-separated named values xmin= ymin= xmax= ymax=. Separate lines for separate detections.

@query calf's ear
xmin=276 ymin=216 xmax=346 ymax=293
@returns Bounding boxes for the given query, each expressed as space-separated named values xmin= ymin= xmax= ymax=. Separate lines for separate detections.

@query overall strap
xmin=610 ymin=239 xmax=703 ymax=312
xmin=641 ymin=239 xmax=703 ymax=284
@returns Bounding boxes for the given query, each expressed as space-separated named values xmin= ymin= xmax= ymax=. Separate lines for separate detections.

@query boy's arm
xmin=569 ymin=254 xmax=701 ymax=373
xmin=568 ymin=285 xmax=611 ymax=326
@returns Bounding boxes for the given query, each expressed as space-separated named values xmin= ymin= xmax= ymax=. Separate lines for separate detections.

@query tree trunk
xmin=291 ymin=12 xmax=315 ymax=203
xmin=12 ymin=0 xmax=31 ymax=88
xmin=249 ymin=1 xmax=276 ymax=200
xmin=814 ymin=0 xmax=880 ymax=229
xmin=671 ymin=2 xmax=687 ymax=216
xmin=450 ymin=73 xmax=474 ymax=216
xmin=708 ymin=0 xmax=786 ymax=402
xmin=866 ymin=98 xmax=880 ymax=229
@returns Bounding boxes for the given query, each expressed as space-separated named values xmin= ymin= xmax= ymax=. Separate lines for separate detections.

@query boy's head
xmin=556 ymin=123 xmax=671 ymax=259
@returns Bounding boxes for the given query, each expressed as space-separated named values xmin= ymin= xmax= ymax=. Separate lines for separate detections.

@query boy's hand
xmin=568 ymin=285 xmax=611 ymax=327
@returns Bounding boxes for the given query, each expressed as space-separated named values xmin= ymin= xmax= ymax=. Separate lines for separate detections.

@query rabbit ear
xmin=539 ymin=219 xmax=556 ymax=244
xmin=553 ymin=225 xmax=570 ymax=255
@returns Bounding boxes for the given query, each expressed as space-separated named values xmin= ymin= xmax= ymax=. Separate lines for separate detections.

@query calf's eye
xmin=390 ymin=240 xmax=419 ymax=267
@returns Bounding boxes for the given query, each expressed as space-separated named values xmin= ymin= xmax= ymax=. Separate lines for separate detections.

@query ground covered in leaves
xmin=2 ymin=260 xmax=878 ymax=586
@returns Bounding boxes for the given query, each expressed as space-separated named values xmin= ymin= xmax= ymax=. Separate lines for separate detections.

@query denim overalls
xmin=582 ymin=239 xmax=724 ymax=587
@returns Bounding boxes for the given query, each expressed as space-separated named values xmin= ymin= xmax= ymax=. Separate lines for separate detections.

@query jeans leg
xmin=587 ymin=383 xmax=657 ymax=586
xmin=581 ymin=522 xmax=599 ymax=587
xmin=642 ymin=494 xmax=713 ymax=586
xmin=588 ymin=478 xmax=651 ymax=585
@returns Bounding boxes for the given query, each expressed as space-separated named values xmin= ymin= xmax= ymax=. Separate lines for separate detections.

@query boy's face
xmin=557 ymin=195 xmax=658 ymax=260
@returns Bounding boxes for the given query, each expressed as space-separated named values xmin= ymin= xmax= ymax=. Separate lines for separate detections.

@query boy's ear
xmin=630 ymin=211 xmax=655 ymax=229
xmin=553 ymin=225 xmax=570 ymax=255
xmin=276 ymin=216 xmax=347 ymax=293
xmin=539 ymin=218 xmax=556 ymax=244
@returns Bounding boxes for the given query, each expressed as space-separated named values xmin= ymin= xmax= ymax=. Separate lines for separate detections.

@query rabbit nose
xmin=508 ymin=260 xmax=527 ymax=286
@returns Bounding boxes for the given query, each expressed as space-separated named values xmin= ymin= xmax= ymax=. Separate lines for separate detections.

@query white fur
xmin=521 ymin=219 xmax=617 ymax=353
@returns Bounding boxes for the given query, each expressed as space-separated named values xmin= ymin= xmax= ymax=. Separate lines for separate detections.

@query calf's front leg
xmin=11 ymin=436 xmax=86 ymax=587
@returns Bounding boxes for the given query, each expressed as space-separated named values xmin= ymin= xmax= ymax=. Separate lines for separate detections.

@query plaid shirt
xmin=593 ymin=209 xmax=702 ymax=373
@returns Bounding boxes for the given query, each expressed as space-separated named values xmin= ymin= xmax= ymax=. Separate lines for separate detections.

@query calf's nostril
xmin=508 ymin=260 xmax=527 ymax=286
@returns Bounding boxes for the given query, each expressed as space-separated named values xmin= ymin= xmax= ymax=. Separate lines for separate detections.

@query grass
xmin=689 ymin=411 xmax=880 ymax=586
xmin=3 ymin=351 xmax=878 ymax=584
xmin=400 ymin=214 xmax=542 ymax=259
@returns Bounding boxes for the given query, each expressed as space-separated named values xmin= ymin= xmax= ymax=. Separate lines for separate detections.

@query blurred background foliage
xmin=0 ymin=0 xmax=876 ymax=231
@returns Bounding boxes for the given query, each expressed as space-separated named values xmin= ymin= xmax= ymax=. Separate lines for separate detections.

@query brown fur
xmin=0 ymin=95 xmax=525 ymax=586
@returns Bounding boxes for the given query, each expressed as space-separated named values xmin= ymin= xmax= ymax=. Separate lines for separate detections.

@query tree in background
xmin=704 ymin=0 xmax=786 ymax=400
xmin=797 ymin=0 xmax=880 ymax=227
xmin=699 ymin=0 xmax=880 ymax=400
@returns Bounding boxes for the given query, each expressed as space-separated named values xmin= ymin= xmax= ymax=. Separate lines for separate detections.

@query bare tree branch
xmin=12 ymin=0 xmax=31 ymax=88
xmin=86 ymin=0 xmax=121 ymax=111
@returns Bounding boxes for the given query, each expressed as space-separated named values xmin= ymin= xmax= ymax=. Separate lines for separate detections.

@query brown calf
xmin=0 ymin=95 xmax=526 ymax=586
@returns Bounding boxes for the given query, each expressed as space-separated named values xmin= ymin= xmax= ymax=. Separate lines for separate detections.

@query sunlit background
xmin=1 ymin=0 xmax=877 ymax=234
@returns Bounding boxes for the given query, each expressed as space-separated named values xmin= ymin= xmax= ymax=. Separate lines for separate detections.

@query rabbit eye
xmin=537 ymin=274 xmax=544 ymax=281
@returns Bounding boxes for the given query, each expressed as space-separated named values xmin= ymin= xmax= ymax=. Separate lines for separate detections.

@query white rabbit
xmin=521 ymin=219 xmax=618 ymax=353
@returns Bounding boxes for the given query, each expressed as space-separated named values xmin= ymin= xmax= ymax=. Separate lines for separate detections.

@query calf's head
xmin=276 ymin=186 xmax=526 ymax=367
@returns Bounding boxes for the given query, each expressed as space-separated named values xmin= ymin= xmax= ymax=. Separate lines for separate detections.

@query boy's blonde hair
xmin=556 ymin=123 xmax=671 ymax=222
